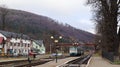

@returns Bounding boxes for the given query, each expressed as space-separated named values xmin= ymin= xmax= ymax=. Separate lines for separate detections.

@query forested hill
xmin=0 ymin=8 xmax=95 ymax=43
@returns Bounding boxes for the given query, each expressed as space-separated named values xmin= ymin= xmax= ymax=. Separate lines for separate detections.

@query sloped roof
xmin=0 ymin=30 xmax=30 ymax=39
xmin=0 ymin=33 xmax=7 ymax=40
xmin=34 ymin=40 xmax=44 ymax=46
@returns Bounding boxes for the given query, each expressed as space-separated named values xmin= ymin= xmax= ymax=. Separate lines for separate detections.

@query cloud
xmin=39 ymin=0 xmax=82 ymax=13
xmin=1 ymin=0 xmax=89 ymax=15
xmin=1 ymin=0 xmax=91 ymax=17
xmin=79 ymin=20 xmax=95 ymax=34
xmin=69 ymin=19 xmax=95 ymax=34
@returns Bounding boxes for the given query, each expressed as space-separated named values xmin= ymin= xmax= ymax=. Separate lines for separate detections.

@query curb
xmin=56 ymin=57 xmax=80 ymax=67
xmin=86 ymin=57 xmax=92 ymax=67
xmin=56 ymin=59 xmax=73 ymax=67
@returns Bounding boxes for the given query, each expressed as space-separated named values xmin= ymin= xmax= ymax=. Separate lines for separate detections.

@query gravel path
xmin=88 ymin=57 xmax=120 ymax=67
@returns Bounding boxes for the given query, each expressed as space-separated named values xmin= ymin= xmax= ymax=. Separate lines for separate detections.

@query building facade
xmin=32 ymin=40 xmax=45 ymax=54
xmin=5 ymin=38 xmax=32 ymax=56
xmin=0 ymin=33 xmax=6 ymax=56
xmin=0 ymin=30 xmax=32 ymax=56
xmin=0 ymin=37 xmax=4 ymax=56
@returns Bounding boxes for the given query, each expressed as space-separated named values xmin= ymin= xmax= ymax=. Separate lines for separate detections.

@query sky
xmin=0 ymin=0 xmax=95 ymax=34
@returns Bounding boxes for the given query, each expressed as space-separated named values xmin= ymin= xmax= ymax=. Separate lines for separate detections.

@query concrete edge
xmin=0 ymin=58 xmax=28 ymax=62
xmin=56 ymin=57 xmax=79 ymax=67
xmin=86 ymin=57 xmax=92 ymax=67
xmin=56 ymin=59 xmax=72 ymax=67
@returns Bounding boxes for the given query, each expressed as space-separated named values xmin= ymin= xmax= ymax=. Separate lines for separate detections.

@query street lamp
xmin=59 ymin=36 xmax=62 ymax=39
xmin=50 ymin=35 xmax=62 ymax=63
xmin=51 ymin=36 xmax=54 ymax=39
xmin=54 ymin=40 xmax=58 ymax=43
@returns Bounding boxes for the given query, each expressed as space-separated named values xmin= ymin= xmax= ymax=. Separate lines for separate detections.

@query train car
xmin=69 ymin=46 xmax=84 ymax=56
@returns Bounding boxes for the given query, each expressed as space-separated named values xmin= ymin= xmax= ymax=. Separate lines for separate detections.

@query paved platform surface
xmin=0 ymin=57 xmax=27 ymax=62
xmin=0 ymin=54 xmax=52 ymax=62
xmin=34 ymin=57 xmax=80 ymax=67
xmin=88 ymin=57 xmax=120 ymax=67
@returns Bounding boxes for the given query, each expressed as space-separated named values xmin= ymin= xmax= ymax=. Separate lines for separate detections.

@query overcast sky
xmin=1 ymin=0 xmax=95 ymax=34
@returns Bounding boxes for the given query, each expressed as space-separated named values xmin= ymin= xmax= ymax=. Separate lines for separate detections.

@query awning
xmin=0 ymin=37 xmax=4 ymax=44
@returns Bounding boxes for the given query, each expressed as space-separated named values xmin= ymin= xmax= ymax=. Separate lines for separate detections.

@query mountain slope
xmin=0 ymin=9 xmax=95 ymax=43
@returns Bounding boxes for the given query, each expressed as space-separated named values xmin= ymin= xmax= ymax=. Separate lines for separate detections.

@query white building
xmin=32 ymin=40 xmax=45 ymax=54
xmin=0 ymin=30 xmax=32 ymax=56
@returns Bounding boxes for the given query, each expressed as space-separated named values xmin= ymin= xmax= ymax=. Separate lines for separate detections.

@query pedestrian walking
xmin=33 ymin=54 xmax=36 ymax=60
xmin=28 ymin=57 xmax=31 ymax=64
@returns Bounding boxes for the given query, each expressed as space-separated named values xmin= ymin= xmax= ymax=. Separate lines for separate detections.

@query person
xmin=28 ymin=57 xmax=31 ymax=63
xmin=33 ymin=54 xmax=36 ymax=60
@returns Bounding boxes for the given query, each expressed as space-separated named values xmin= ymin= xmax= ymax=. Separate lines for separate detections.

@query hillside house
xmin=32 ymin=40 xmax=45 ymax=54
xmin=0 ymin=37 xmax=4 ymax=56
xmin=0 ymin=30 xmax=32 ymax=56
xmin=0 ymin=33 xmax=6 ymax=56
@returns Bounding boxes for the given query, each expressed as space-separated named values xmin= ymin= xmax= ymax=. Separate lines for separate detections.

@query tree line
xmin=87 ymin=0 xmax=120 ymax=56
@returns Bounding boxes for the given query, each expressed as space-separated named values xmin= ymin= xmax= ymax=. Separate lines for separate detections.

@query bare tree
xmin=0 ymin=5 xmax=9 ymax=30
xmin=87 ymin=0 xmax=120 ymax=55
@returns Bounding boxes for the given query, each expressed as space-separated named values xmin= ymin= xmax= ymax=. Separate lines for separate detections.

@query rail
xmin=0 ymin=59 xmax=51 ymax=67
xmin=59 ymin=54 xmax=92 ymax=67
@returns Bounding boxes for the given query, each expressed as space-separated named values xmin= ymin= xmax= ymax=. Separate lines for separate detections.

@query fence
xmin=102 ymin=50 xmax=114 ymax=62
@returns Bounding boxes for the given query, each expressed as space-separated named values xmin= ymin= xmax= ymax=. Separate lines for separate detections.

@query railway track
xmin=0 ymin=54 xmax=69 ymax=67
xmin=0 ymin=59 xmax=51 ymax=67
xmin=59 ymin=54 xmax=92 ymax=67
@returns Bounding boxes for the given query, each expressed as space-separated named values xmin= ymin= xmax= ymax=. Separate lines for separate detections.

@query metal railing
xmin=102 ymin=50 xmax=114 ymax=62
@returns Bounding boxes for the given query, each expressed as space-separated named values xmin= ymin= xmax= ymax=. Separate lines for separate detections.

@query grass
xmin=113 ymin=61 xmax=120 ymax=64
xmin=93 ymin=51 xmax=101 ymax=57
xmin=93 ymin=53 xmax=100 ymax=57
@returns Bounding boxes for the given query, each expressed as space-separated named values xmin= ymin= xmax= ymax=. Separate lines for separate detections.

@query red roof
xmin=0 ymin=37 xmax=4 ymax=44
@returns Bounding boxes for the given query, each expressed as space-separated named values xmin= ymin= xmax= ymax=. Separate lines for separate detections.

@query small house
xmin=32 ymin=40 xmax=45 ymax=54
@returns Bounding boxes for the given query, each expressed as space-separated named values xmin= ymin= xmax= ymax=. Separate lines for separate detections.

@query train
xmin=69 ymin=46 xmax=84 ymax=56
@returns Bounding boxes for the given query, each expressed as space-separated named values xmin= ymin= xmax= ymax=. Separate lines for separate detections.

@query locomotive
xmin=69 ymin=46 xmax=84 ymax=56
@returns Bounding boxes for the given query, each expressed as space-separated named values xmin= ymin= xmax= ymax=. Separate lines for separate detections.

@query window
xmin=0 ymin=49 xmax=2 ymax=54
xmin=25 ymin=50 xmax=27 ymax=52
xmin=36 ymin=46 xmax=38 ymax=49
xmin=14 ymin=43 xmax=16 ymax=46
xmin=10 ymin=42 xmax=12 ymax=46
xmin=25 ymin=44 xmax=27 ymax=47
xmin=21 ymin=43 xmax=23 ymax=47
xmin=14 ymin=49 xmax=17 ymax=53
xmin=19 ymin=49 xmax=21 ymax=53
xmin=28 ymin=44 xmax=30 ymax=47
xmin=18 ymin=43 xmax=20 ymax=46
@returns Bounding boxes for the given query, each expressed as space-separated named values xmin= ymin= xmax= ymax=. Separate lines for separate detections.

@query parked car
xmin=51 ymin=53 xmax=62 ymax=57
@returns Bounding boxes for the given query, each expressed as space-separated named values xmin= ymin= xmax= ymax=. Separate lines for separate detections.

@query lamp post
xmin=50 ymin=35 xmax=62 ymax=63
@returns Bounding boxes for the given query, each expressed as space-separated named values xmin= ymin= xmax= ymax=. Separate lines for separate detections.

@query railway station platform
xmin=0 ymin=57 xmax=28 ymax=62
xmin=0 ymin=54 xmax=52 ymax=62
xmin=34 ymin=57 xmax=80 ymax=67
xmin=88 ymin=57 xmax=120 ymax=67
xmin=0 ymin=55 xmax=48 ymax=63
